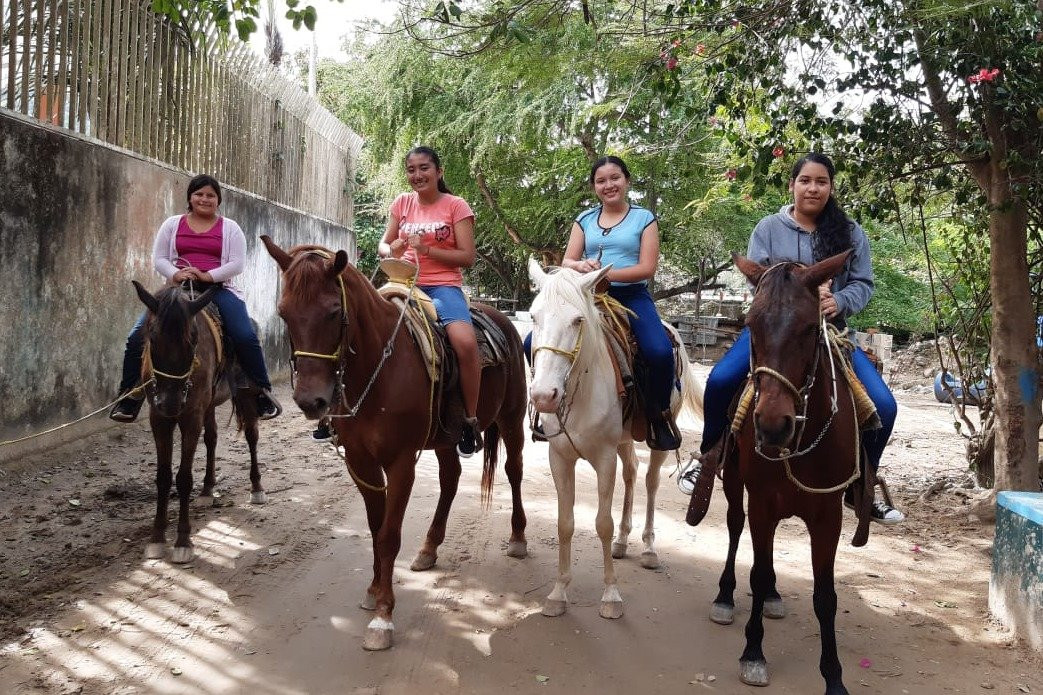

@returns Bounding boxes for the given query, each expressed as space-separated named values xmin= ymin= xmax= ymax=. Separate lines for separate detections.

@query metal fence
xmin=0 ymin=0 xmax=362 ymax=223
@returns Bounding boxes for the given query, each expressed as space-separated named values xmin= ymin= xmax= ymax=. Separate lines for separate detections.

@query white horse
xmin=527 ymin=259 xmax=704 ymax=619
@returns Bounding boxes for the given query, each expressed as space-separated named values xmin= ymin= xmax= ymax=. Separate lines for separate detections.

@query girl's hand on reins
xmin=389 ymin=238 xmax=407 ymax=258
xmin=818 ymin=281 xmax=838 ymax=318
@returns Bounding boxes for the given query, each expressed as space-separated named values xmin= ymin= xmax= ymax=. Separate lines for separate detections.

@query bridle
xmin=747 ymin=262 xmax=859 ymax=494
xmin=530 ymin=319 xmax=588 ymax=458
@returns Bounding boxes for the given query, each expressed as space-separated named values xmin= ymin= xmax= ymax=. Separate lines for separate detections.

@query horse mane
xmin=750 ymin=263 xmax=808 ymax=320
xmin=539 ymin=268 xmax=610 ymax=375
xmin=283 ymin=245 xmax=344 ymax=304
xmin=151 ymin=286 xmax=193 ymax=347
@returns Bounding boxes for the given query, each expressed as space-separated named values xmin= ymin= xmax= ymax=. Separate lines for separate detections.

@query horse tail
xmin=481 ymin=421 xmax=500 ymax=510
xmin=665 ymin=322 xmax=705 ymax=421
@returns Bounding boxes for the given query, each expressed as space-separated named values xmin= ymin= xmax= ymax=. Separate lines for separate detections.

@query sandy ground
xmin=1 ymin=369 xmax=1042 ymax=695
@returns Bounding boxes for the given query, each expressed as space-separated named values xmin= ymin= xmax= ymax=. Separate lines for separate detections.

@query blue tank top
xmin=576 ymin=205 xmax=657 ymax=286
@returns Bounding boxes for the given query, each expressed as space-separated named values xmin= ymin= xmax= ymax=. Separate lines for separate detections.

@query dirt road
xmin=1 ymin=377 xmax=1041 ymax=694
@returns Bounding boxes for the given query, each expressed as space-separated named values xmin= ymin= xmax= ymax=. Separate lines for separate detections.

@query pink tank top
xmin=175 ymin=215 xmax=224 ymax=272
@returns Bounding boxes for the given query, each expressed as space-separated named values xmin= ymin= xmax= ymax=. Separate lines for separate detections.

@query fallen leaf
xmin=170 ymin=667 xmax=183 ymax=676
xmin=934 ymin=600 xmax=957 ymax=609
xmin=68 ymin=499 xmax=81 ymax=507
xmin=268 ymin=547 xmax=280 ymax=556
xmin=535 ymin=675 xmax=549 ymax=684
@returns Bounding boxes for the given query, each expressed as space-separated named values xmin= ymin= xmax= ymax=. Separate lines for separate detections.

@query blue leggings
xmin=523 ymin=283 xmax=676 ymax=414
xmin=120 ymin=288 xmax=272 ymax=392
xmin=701 ymin=327 xmax=897 ymax=470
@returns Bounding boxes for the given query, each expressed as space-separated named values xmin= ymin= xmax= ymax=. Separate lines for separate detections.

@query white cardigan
xmin=151 ymin=215 xmax=247 ymax=298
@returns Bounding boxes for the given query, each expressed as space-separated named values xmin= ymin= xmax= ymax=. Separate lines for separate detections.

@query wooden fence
xmin=0 ymin=0 xmax=362 ymax=223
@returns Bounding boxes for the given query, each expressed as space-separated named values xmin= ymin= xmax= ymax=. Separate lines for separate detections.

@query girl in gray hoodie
xmin=684 ymin=153 xmax=902 ymax=525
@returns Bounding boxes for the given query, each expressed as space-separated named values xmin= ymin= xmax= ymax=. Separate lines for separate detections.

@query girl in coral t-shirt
xmin=378 ymin=146 xmax=483 ymax=458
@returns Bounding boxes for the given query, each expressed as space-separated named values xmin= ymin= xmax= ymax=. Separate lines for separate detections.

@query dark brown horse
xmin=132 ymin=282 xmax=267 ymax=565
xmin=712 ymin=251 xmax=865 ymax=695
xmin=261 ymin=236 xmax=529 ymax=652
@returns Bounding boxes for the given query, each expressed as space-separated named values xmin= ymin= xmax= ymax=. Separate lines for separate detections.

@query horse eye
xmin=571 ymin=316 xmax=583 ymax=327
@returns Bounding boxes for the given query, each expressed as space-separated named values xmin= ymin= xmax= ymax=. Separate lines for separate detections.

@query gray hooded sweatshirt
xmin=746 ymin=205 xmax=874 ymax=328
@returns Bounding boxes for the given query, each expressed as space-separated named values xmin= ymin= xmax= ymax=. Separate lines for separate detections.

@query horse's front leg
xmin=411 ymin=446 xmax=461 ymax=571
xmin=349 ymin=447 xmax=386 ymax=613
xmin=146 ymin=417 xmax=176 ymax=560
xmin=363 ymin=453 xmax=416 ymax=651
xmin=170 ymin=418 xmax=203 ymax=564
xmin=592 ymin=447 xmax=623 ymax=619
xmin=243 ymin=410 xmax=267 ymax=504
xmin=712 ymin=457 xmax=745 ymax=624
xmin=200 ymin=407 xmax=218 ymax=500
xmin=809 ymin=497 xmax=848 ymax=695
xmin=739 ymin=499 xmax=779 ymax=687
xmin=611 ymin=442 xmax=636 ymax=560
xmin=501 ymin=416 xmax=528 ymax=559
xmin=639 ymin=448 xmax=665 ymax=569
xmin=543 ymin=447 xmax=577 ymax=617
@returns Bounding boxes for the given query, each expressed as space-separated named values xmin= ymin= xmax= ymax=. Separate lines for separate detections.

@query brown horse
xmin=712 ymin=251 xmax=865 ymax=695
xmin=132 ymin=282 xmax=267 ymax=564
xmin=261 ymin=236 xmax=529 ymax=652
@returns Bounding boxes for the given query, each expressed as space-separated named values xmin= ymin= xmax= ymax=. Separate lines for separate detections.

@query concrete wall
xmin=990 ymin=491 xmax=1043 ymax=652
xmin=0 ymin=111 xmax=356 ymax=460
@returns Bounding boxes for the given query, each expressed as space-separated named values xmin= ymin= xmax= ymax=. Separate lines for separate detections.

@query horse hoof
xmin=410 ymin=551 xmax=437 ymax=572
xmin=144 ymin=543 xmax=166 ymax=560
xmin=359 ymin=593 xmax=377 ymax=611
xmin=709 ymin=602 xmax=734 ymax=625
xmin=639 ymin=550 xmax=660 ymax=569
xmin=764 ymin=598 xmax=786 ymax=619
xmin=250 ymin=491 xmax=268 ymax=505
xmin=611 ymin=541 xmax=627 ymax=559
xmin=362 ymin=624 xmax=393 ymax=651
xmin=506 ymin=541 xmax=528 ymax=559
xmin=599 ymin=600 xmax=624 ymax=620
xmin=542 ymin=599 xmax=567 ymax=617
xmin=739 ymin=660 xmax=770 ymax=686
xmin=169 ymin=546 xmax=194 ymax=564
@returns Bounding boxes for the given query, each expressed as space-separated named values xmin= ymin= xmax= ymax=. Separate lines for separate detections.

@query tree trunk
xmin=988 ymin=168 xmax=1041 ymax=491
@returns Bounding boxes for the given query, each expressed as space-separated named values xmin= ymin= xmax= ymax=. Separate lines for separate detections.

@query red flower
xmin=725 ymin=168 xmax=737 ymax=181
xmin=695 ymin=43 xmax=706 ymax=56
xmin=772 ymin=146 xmax=785 ymax=158
xmin=666 ymin=57 xmax=678 ymax=71
xmin=967 ymin=67 xmax=1001 ymax=84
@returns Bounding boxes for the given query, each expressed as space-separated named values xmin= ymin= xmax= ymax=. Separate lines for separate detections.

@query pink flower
xmin=708 ymin=116 xmax=720 ymax=126
xmin=672 ymin=38 xmax=682 ymax=48
xmin=666 ymin=57 xmax=678 ymax=71
xmin=967 ymin=67 xmax=1001 ymax=84
xmin=859 ymin=658 xmax=872 ymax=669
xmin=731 ymin=19 xmax=741 ymax=28
xmin=695 ymin=43 xmax=706 ymax=56
xmin=772 ymin=146 xmax=785 ymax=158
xmin=725 ymin=168 xmax=737 ymax=181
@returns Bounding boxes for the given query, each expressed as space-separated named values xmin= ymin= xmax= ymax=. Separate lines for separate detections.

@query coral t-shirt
xmin=390 ymin=192 xmax=475 ymax=286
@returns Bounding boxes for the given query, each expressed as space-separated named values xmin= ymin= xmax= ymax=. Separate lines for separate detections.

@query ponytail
xmin=406 ymin=145 xmax=453 ymax=195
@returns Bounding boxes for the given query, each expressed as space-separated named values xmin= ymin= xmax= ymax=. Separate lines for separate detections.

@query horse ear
xmin=133 ymin=280 xmax=160 ymax=314
xmin=332 ymin=250 xmax=350 ymax=276
xmin=186 ymin=286 xmax=219 ymax=316
xmin=578 ymin=263 xmax=613 ymax=293
xmin=733 ymin=253 xmax=767 ymax=287
xmin=261 ymin=235 xmax=293 ymax=271
xmin=796 ymin=250 xmax=853 ymax=291
xmin=528 ymin=257 xmax=547 ymax=290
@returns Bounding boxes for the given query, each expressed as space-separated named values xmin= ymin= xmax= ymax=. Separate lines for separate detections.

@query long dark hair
xmin=406 ymin=146 xmax=452 ymax=194
xmin=589 ymin=155 xmax=631 ymax=185
xmin=186 ymin=174 xmax=222 ymax=212
xmin=790 ymin=153 xmax=853 ymax=262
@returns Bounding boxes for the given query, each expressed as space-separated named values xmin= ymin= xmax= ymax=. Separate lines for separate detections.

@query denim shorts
xmin=420 ymin=285 xmax=472 ymax=326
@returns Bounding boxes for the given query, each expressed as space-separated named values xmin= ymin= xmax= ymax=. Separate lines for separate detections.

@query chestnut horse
xmin=132 ymin=282 xmax=267 ymax=564
xmin=717 ymin=251 xmax=863 ymax=695
xmin=261 ymin=237 xmax=529 ymax=652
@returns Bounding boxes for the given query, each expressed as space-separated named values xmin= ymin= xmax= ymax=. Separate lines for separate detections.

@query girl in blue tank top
xmin=564 ymin=156 xmax=681 ymax=450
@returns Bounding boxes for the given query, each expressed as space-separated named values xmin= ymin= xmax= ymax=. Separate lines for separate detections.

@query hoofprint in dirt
xmin=0 ymin=381 xmax=1039 ymax=694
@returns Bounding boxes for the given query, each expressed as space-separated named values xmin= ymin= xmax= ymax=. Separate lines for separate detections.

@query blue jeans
xmin=119 ymin=288 xmax=271 ymax=392
xmin=701 ymin=327 xmax=897 ymax=471
xmin=523 ymin=283 xmax=675 ymax=415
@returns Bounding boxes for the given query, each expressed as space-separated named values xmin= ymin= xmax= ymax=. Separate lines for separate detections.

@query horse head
xmin=734 ymin=250 xmax=851 ymax=451
xmin=133 ymin=281 xmax=218 ymax=418
xmin=262 ymin=235 xmax=351 ymax=420
xmin=527 ymin=257 xmax=612 ymax=414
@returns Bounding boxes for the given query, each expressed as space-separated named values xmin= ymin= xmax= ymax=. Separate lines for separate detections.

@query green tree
xmin=151 ymin=0 xmax=336 ymax=41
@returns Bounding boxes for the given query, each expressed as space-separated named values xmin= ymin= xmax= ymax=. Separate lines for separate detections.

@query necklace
xmin=598 ymin=205 xmax=631 ymax=236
